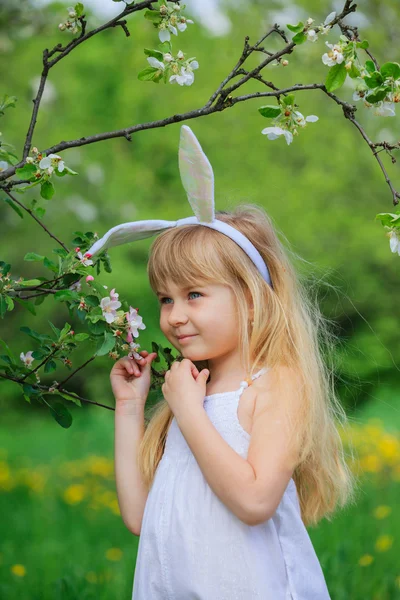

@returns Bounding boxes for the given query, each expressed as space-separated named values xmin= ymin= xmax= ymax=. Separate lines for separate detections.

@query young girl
xmin=86 ymin=125 xmax=358 ymax=599
xmin=109 ymin=201 xmax=357 ymax=599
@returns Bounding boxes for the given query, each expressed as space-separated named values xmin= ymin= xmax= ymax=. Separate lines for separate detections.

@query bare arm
xmin=114 ymin=400 xmax=149 ymax=536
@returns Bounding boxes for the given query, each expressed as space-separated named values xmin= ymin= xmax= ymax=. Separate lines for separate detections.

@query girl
xmin=109 ymin=202 xmax=357 ymax=599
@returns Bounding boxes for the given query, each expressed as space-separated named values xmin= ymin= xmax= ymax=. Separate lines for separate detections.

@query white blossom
xmin=322 ymin=42 xmax=344 ymax=66
xmin=126 ymin=307 xmax=146 ymax=338
xmin=353 ymin=89 xmax=367 ymax=101
xmin=20 ymin=350 xmax=34 ymax=368
xmin=324 ymin=11 xmax=336 ymax=25
xmin=177 ymin=18 xmax=194 ymax=32
xmin=0 ymin=161 xmax=8 ymax=172
xmin=306 ymin=29 xmax=318 ymax=42
xmin=261 ymin=126 xmax=293 ymax=145
xmin=169 ymin=61 xmax=199 ymax=86
xmin=388 ymin=230 xmax=400 ymax=255
xmin=374 ymin=102 xmax=396 ymax=117
xmin=293 ymin=111 xmax=319 ymax=126
xmin=101 ymin=296 xmax=122 ymax=324
xmin=39 ymin=153 xmax=65 ymax=172
xmin=76 ymin=251 xmax=94 ymax=267
xmin=147 ymin=56 xmax=165 ymax=70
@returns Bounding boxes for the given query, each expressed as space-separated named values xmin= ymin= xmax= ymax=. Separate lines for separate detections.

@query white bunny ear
xmin=86 ymin=219 xmax=177 ymax=257
xmin=179 ymin=125 xmax=215 ymax=223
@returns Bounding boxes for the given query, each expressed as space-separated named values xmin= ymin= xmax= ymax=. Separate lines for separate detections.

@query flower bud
xmin=282 ymin=59 xmax=289 ymax=66
xmin=86 ymin=275 xmax=94 ymax=282
xmin=32 ymin=147 xmax=39 ymax=154
xmin=75 ymin=247 xmax=81 ymax=252
xmin=173 ymin=3 xmax=181 ymax=10
xmin=345 ymin=60 xmax=353 ymax=71
xmin=68 ymin=10 xmax=77 ymax=18
xmin=26 ymin=157 xmax=34 ymax=163
xmin=163 ymin=52 xmax=173 ymax=63
xmin=59 ymin=23 xmax=66 ymax=31
xmin=160 ymin=5 xmax=168 ymax=15
xmin=306 ymin=17 xmax=315 ymax=25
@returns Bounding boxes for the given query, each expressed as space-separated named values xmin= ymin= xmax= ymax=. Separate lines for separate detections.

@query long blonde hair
xmin=138 ymin=203 xmax=358 ymax=526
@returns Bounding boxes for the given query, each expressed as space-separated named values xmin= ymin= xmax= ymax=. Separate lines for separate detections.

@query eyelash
xmin=159 ymin=291 xmax=203 ymax=305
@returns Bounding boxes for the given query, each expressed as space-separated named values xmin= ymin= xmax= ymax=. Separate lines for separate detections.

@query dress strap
xmin=238 ymin=366 xmax=269 ymax=393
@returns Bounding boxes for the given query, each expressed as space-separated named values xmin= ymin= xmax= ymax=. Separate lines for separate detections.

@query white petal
xmin=305 ymin=115 xmax=319 ymax=122
xmin=177 ymin=22 xmax=187 ymax=32
xmin=147 ymin=56 xmax=165 ymax=70
xmin=324 ymin=11 xmax=336 ymax=25
xmin=159 ymin=29 xmax=170 ymax=42
xmin=190 ymin=60 xmax=199 ymax=70
xmin=389 ymin=234 xmax=399 ymax=253
xmin=39 ymin=157 xmax=51 ymax=169
xmin=58 ymin=161 xmax=65 ymax=172
xmin=283 ymin=130 xmax=293 ymax=145
xmin=168 ymin=24 xmax=178 ymax=36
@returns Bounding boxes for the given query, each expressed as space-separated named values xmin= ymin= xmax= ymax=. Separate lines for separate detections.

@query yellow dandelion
xmin=375 ymin=535 xmax=393 ymax=552
xmin=359 ymin=454 xmax=382 ymax=473
xmin=11 ymin=564 xmax=26 ymax=577
xmin=87 ymin=456 xmax=114 ymax=478
xmin=379 ymin=435 xmax=400 ymax=465
xmin=63 ymin=484 xmax=86 ymax=505
xmin=373 ymin=505 xmax=392 ymax=520
xmin=85 ymin=571 xmax=97 ymax=584
xmin=358 ymin=554 xmax=374 ymax=566
xmin=105 ymin=547 xmax=123 ymax=562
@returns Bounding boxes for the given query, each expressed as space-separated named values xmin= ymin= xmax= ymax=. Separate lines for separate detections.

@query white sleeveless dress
xmin=132 ymin=367 xmax=331 ymax=599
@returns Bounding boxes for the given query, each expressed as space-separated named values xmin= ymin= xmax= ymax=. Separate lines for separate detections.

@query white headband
xmin=87 ymin=125 xmax=273 ymax=288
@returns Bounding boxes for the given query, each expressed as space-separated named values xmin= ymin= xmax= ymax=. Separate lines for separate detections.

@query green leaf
xmin=84 ymin=294 xmax=100 ymax=307
xmin=325 ymin=63 xmax=347 ymax=92
xmin=137 ymin=67 xmax=159 ymax=81
xmin=49 ymin=402 xmax=73 ymax=428
xmin=54 ymin=290 xmax=80 ymax=302
xmin=286 ymin=22 xmax=304 ymax=33
xmin=15 ymin=163 xmax=37 ymax=179
xmin=151 ymin=341 xmax=160 ymax=363
xmin=74 ymin=333 xmax=90 ymax=341
xmin=95 ymin=331 xmax=116 ymax=356
xmin=144 ymin=9 xmax=162 ymax=23
xmin=365 ymin=60 xmax=376 ymax=74
xmin=5 ymin=296 xmax=14 ymax=312
xmin=17 ymin=279 xmax=42 ymax=286
xmin=2 ymin=196 xmax=24 ymax=218
xmin=44 ymin=359 xmax=57 ymax=374
xmin=144 ymin=48 xmax=164 ymax=61
xmin=40 ymin=180 xmax=55 ymax=200
xmin=282 ymin=94 xmax=295 ymax=106
xmin=380 ymin=61 xmax=400 ymax=80
xmin=75 ymin=2 xmax=84 ymax=17
xmin=347 ymin=63 xmax=361 ymax=79
xmin=366 ymin=88 xmax=390 ymax=104
xmin=258 ymin=105 xmax=282 ymax=118
xmin=87 ymin=320 xmax=106 ymax=335
xmin=24 ymin=252 xmax=45 ymax=262
xmin=55 ymin=390 xmax=82 ymax=408
xmin=0 ymin=339 xmax=16 ymax=361
xmin=375 ymin=213 xmax=400 ymax=226
xmin=364 ymin=72 xmax=384 ymax=88
xmin=60 ymin=323 xmax=72 ymax=338
xmin=356 ymin=40 xmax=369 ymax=50
xmin=292 ymin=32 xmax=307 ymax=44
xmin=0 ymin=94 xmax=18 ymax=116
xmin=43 ymin=257 xmax=58 ymax=273
xmin=48 ymin=321 xmax=61 ymax=338
xmin=12 ymin=296 xmax=37 ymax=316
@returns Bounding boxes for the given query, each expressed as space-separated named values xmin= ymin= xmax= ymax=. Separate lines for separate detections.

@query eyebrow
xmin=156 ymin=286 xmax=205 ymax=297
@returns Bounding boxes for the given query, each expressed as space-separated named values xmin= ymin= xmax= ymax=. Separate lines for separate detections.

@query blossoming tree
xmin=1 ymin=0 xmax=399 ymax=427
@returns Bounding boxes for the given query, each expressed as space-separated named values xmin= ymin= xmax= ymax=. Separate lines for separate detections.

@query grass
xmin=0 ymin=399 xmax=399 ymax=599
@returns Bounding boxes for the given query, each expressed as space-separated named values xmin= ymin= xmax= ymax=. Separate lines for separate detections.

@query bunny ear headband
xmin=86 ymin=125 xmax=273 ymax=288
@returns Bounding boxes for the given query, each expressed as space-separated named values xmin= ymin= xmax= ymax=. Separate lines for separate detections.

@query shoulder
xmin=252 ymin=365 xmax=304 ymax=418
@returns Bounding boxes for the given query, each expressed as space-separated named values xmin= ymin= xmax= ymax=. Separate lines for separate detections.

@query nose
xmin=167 ymin=302 xmax=189 ymax=327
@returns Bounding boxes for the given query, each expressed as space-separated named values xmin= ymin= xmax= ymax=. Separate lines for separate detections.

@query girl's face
xmin=157 ymin=280 xmax=243 ymax=364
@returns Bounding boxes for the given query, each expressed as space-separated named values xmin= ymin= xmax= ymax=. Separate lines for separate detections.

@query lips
xmin=177 ymin=334 xmax=197 ymax=340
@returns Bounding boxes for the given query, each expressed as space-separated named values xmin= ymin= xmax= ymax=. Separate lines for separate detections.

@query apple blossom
xmin=20 ymin=350 xmax=34 ymax=367
xmin=306 ymin=29 xmax=318 ymax=43
xmin=39 ymin=153 xmax=65 ymax=173
xmin=388 ymin=230 xmax=400 ymax=255
xmin=374 ymin=102 xmax=396 ymax=117
xmin=322 ymin=42 xmax=344 ymax=67
xmin=125 ymin=307 xmax=146 ymax=337
xmin=100 ymin=295 xmax=122 ymax=324
xmin=261 ymin=126 xmax=293 ymax=145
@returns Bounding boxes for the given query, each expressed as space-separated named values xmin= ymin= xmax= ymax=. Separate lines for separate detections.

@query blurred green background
xmin=0 ymin=0 xmax=399 ymax=598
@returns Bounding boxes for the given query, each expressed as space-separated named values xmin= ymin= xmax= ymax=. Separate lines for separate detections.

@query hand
xmin=110 ymin=350 xmax=158 ymax=406
xmin=162 ymin=358 xmax=209 ymax=419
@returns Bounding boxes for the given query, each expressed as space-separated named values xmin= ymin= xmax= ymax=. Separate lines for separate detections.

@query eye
xmin=159 ymin=291 xmax=203 ymax=305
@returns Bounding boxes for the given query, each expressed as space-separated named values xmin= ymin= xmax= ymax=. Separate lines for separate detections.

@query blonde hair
xmin=138 ymin=203 xmax=358 ymax=526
